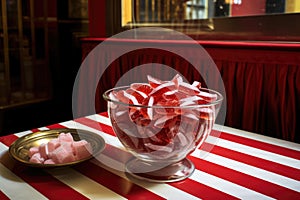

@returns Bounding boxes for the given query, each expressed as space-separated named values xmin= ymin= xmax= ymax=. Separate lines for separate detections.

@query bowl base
xmin=125 ymin=158 xmax=195 ymax=183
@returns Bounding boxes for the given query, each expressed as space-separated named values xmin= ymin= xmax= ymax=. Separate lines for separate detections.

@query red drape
xmin=215 ymin=60 xmax=299 ymax=141
xmin=79 ymin=39 xmax=300 ymax=143
xmin=207 ymin=46 xmax=300 ymax=142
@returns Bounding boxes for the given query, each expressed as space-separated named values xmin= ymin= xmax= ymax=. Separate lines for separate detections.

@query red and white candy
xmin=109 ymin=74 xmax=217 ymax=159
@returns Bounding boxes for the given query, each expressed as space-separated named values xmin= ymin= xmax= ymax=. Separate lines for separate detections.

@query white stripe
xmin=86 ymin=114 xmax=112 ymax=126
xmin=192 ymin=149 xmax=300 ymax=192
xmin=46 ymin=168 xmax=126 ymax=200
xmin=91 ymin=154 xmax=201 ymax=200
xmin=214 ymin=124 xmax=300 ymax=151
xmin=14 ymin=126 xmax=49 ymax=138
xmin=205 ymin=135 xmax=300 ymax=169
xmin=0 ymin=142 xmax=6 ymax=153
xmin=38 ymin=127 xmax=50 ymax=131
xmin=0 ymin=163 xmax=47 ymax=200
xmin=0 ymin=143 xmax=47 ymax=200
xmin=15 ymin=130 xmax=32 ymax=137
xmin=189 ymin=170 xmax=275 ymax=200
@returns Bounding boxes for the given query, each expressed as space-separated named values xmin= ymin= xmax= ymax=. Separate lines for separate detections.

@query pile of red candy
xmin=108 ymin=74 xmax=217 ymax=160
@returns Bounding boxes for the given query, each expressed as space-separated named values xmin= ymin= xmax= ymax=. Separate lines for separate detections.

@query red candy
xmin=130 ymin=83 xmax=153 ymax=95
xmin=147 ymin=75 xmax=166 ymax=88
xmin=108 ymin=74 xmax=216 ymax=160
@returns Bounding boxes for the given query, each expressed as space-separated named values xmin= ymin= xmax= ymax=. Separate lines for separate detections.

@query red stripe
xmin=99 ymin=112 xmax=109 ymax=117
xmin=74 ymin=161 xmax=166 ymax=200
xmin=31 ymin=128 xmax=40 ymax=133
xmin=46 ymin=123 xmax=67 ymax=129
xmin=0 ymin=134 xmax=19 ymax=146
xmin=170 ymin=179 xmax=239 ymax=200
xmin=189 ymin=156 xmax=300 ymax=199
xmin=15 ymin=168 xmax=89 ymax=200
xmin=201 ymin=142 xmax=300 ymax=181
xmin=102 ymin=143 xmax=133 ymax=164
xmin=0 ymin=190 xmax=10 ymax=200
xmin=74 ymin=117 xmax=116 ymax=136
xmin=19 ymin=169 xmax=88 ymax=200
xmin=211 ymin=130 xmax=300 ymax=160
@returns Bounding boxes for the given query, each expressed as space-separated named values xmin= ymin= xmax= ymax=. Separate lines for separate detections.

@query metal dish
xmin=9 ymin=128 xmax=105 ymax=168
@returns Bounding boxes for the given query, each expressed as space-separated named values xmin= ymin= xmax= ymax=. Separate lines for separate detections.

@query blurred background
xmin=0 ymin=0 xmax=299 ymax=137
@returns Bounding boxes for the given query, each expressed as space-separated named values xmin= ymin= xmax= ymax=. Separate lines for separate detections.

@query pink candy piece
xmin=29 ymin=153 xmax=45 ymax=164
xmin=28 ymin=146 xmax=39 ymax=157
xmin=47 ymin=138 xmax=60 ymax=152
xmin=50 ymin=142 xmax=76 ymax=164
xmin=44 ymin=159 xmax=55 ymax=164
xmin=72 ymin=140 xmax=92 ymax=160
xmin=58 ymin=132 xmax=74 ymax=143
xmin=38 ymin=143 xmax=49 ymax=159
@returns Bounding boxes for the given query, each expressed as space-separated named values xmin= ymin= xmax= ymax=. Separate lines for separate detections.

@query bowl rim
xmin=103 ymin=85 xmax=223 ymax=109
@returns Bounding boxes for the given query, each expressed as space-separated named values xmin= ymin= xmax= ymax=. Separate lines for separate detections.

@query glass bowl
xmin=103 ymin=85 xmax=223 ymax=182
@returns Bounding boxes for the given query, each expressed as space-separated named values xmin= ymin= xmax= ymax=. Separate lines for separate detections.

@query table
xmin=1 ymin=112 xmax=300 ymax=199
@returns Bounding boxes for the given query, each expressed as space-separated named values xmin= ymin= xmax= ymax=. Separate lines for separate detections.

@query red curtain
xmin=79 ymin=39 xmax=300 ymax=143
xmin=215 ymin=60 xmax=299 ymax=142
xmin=207 ymin=46 xmax=300 ymax=142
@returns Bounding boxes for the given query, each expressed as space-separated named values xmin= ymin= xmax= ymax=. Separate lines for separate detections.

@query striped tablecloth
xmin=1 ymin=112 xmax=300 ymax=199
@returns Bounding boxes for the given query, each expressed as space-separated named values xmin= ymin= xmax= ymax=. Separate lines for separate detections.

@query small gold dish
xmin=9 ymin=128 xmax=105 ymax=168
